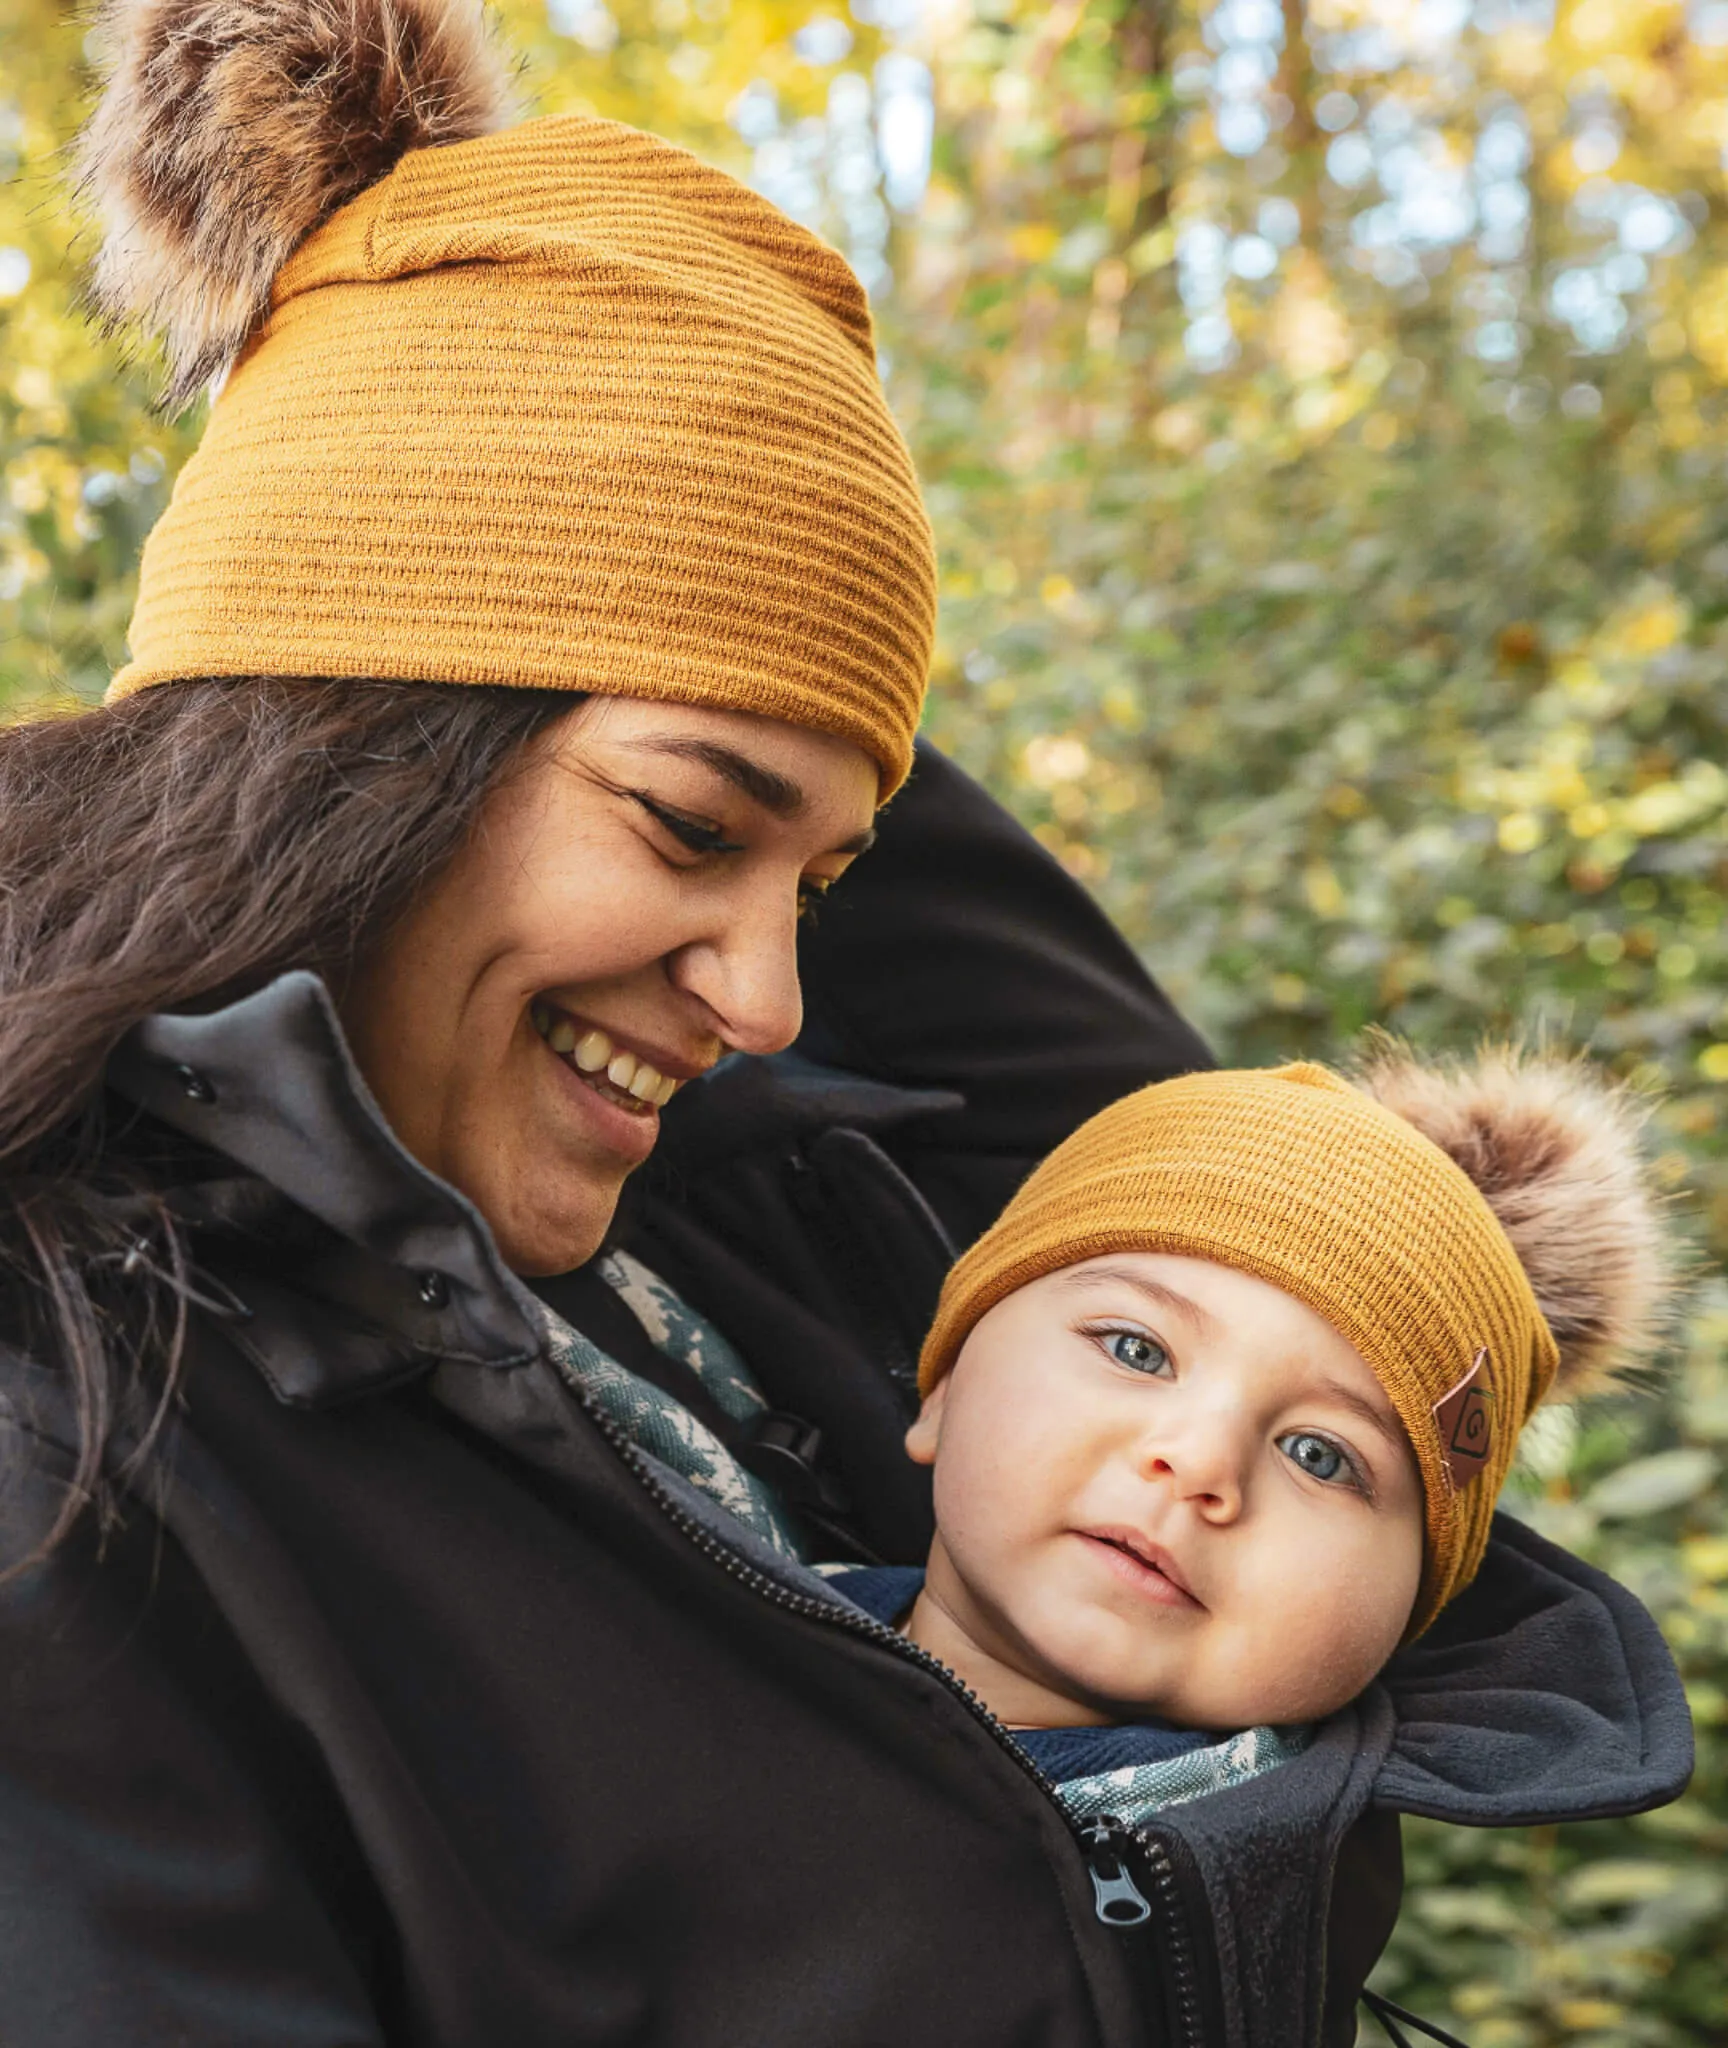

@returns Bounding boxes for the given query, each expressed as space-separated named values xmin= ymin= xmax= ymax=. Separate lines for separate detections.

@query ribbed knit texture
xmin=917 ymin=1064 xmax=1562 ymax=1635
xmin=107 ymin=114 xmax=936 ymax=792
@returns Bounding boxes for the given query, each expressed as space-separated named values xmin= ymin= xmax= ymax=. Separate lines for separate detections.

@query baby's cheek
xmin=928 ymin=1444 xmax=1030 ymax=1585
xmin=1205 ymin=1619 xmax=1339 ymax=1725
xmin=1226 ymin=1545 xmax=1412 ymax=1722
xmin=1325 ymin=1518 xmax=1424 ymax=1661
xmin=935 ymin=1397 xmax=1074 ymax=1553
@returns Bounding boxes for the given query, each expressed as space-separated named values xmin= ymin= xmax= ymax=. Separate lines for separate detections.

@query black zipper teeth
xmin=1139 ymin=1830 xmax=1205 ymax=2046
xmin=546 ymin=1344 xmax=1202 ymax=2048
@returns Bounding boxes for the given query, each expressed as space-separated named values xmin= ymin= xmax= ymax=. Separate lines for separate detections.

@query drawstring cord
xmin=1363 ymin=1990 xmax=1474 ymax=2048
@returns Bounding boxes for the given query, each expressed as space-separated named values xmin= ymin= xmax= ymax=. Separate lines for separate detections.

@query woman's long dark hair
xmin=0 ymin=677 xmax=573 ymax=1572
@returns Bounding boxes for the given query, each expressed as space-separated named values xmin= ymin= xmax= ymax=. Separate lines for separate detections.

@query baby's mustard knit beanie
xmin=78 ymin=0 xmax=935 ymax=793
xmin=918 ymin=1049 xmax=1669 ymax=1636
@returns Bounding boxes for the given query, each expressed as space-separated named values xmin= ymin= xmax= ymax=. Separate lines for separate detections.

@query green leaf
xmin=1583 ymin=1450 xmax=1721 ymax=1522
xmin=1559 ymin=1861 xmax=1690 ymax=1910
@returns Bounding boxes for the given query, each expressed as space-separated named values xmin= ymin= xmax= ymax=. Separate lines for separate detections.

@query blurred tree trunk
xmin=1277 ymin=0 xmax=1323 ymax=242
xmin=1102 ymin=0 xmax=1178 ymax=389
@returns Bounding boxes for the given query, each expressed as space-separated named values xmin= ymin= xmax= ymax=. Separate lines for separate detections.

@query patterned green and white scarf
xmin=536 ymin=1247 xmax=811 ymax=1562
xmin=1053 ymin=1724 xmax=1309 ymax=1826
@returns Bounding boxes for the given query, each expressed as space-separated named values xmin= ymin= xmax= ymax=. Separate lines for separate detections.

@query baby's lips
xmin=1076 ymin=1524 xmax=1205 ymax=1606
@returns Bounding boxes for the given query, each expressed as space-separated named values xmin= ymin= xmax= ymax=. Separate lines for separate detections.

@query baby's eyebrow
xmin=1055 ymin=1265 xmax=1224 ymax=1341
xmin=1309 ymin=1378 xmax=1408 ymax=1460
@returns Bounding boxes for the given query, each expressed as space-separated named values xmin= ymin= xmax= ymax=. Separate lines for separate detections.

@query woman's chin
xmin=492 ymin=1189 xmax=621 ymax=1278
xmin=472 ymin=1138 xmax=634 ymax=1277
xmin=472 ymin=1043 xmax=667 ymax=1273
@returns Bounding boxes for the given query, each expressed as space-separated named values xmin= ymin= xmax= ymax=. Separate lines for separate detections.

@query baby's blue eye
xmin=1105 ymin=1331 xmax=1172 ymax=1376
xmin=1277 ymin=1431 xmax=1352 ymax=1486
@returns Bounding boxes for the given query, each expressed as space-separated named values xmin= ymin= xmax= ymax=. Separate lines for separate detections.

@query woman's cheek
xmin=536 ymin=863 xmax=679 ymax=980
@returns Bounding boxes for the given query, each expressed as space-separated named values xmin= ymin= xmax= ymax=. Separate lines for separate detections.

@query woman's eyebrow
xmin=624 ymin=736 xmax=877 ymax=855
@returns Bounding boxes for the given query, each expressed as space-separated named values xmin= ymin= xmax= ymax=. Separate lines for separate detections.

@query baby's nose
xmin=1135 ymin=1426 xmax=1246 ymax=1522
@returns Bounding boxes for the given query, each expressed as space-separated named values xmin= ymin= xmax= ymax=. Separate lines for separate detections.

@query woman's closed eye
xmin=631 ymin=791 xmax=745 ymax=860
xmin=1276 ymin=1430 xmax=1370 ymax=1496
xmin=633 ymin=789 xmax=841 ymax=923
xmin=1090 ymin=1325 xmax=1174 ymax=1378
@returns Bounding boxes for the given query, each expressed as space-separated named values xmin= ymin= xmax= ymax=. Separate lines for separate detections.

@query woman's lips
xmin=1074 ymin=1528 xmax=1205 ymax=1611
xmin=531 ymin=1003 xmax=685 ymax=1109
xmin=530 ymin=1003 xmax=698 ymax=1165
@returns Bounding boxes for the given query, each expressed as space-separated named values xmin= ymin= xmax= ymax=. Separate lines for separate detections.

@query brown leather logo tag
xmin=1433 ymin=1349 xmax=1494 ymax=1492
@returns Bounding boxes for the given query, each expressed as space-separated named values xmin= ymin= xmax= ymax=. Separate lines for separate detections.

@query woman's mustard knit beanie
xmin=78 ymin=0 xmax=936 ymax=793
xmin=917 ymin=1048 xmax=1669 ymax=1637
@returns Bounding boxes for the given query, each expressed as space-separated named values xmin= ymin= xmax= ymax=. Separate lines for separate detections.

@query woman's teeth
xmin=530 ymin=1005 xmax=680 ymax=1110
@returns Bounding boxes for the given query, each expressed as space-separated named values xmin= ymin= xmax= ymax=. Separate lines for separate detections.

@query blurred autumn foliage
xmin=3 ymin=0 xmax=1727 ymax=2037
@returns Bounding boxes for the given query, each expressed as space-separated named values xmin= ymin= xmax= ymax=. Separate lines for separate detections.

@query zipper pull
xmin=1079 ymin=1817 xmax=1153 ymax=1927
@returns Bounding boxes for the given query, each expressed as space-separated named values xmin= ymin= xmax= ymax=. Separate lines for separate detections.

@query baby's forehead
xmin=1036 ymin=1249 xmax=1319 ymax=1328
xmin=1029 ymin=1251 xmax=1408 ymax=1421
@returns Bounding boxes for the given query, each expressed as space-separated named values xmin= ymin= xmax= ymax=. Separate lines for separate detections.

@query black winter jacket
xmin=0 ymin=746 xmax=1693 ymax=2048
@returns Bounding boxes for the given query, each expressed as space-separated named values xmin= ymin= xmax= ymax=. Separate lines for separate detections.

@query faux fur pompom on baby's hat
xmin=77 ymin=0 xmax=513 ymax=409
xmin=1354 ymin=1039 xmax=1674 ymax=1402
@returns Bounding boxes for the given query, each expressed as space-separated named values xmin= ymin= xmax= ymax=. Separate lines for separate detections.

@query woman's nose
xmin=667 ymin=886 xmax=805 ymax=1057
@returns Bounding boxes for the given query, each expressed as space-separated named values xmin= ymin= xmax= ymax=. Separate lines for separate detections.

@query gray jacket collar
xmin=105 ymin=971 xmax=543 ymax=1401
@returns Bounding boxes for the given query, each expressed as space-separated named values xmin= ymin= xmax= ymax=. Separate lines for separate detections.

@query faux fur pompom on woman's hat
xmin=77 ymin=0 xmax=513 ymax=408
xmin=1354 ymin=1039 xmax=1673 ymax=1402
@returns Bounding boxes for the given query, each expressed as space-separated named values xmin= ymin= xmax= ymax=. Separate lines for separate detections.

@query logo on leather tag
xmin=1432 ymin=1349 xmax=1493 ymax=1492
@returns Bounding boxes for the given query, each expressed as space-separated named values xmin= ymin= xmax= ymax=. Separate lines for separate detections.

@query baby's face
xmin=904 ymin=1252 xmax=1425 ymax=1731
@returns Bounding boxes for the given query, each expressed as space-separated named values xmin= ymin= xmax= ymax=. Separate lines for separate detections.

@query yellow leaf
xmin=1554 ymin=2004 xmax=1625 ymax=2031
xmin=1271 ymin=252 xmax=1352 ymax=381
xmin=1127 ymin=225 xmax=1175 ymax=275
xmin=1691 ymin=269 xmax=1728 ymax=378
xmin=1623 ymin=781 xmax=1693 ymax=835
xmin=1008 ymin=223 xmax=1059 ymax=265
xmin=1022 ymin=733 xmax=1090 ymax=787
xmin=1683 ymin=1533 xmax=1728 ymax=1580
xmin=1151 ymin=406 xmax=1205 ymax=454
xmin=1303 ymin=862 xmax=1346 ymax=918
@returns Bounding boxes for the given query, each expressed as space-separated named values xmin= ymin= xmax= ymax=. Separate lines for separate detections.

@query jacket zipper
xmin=544 ymin=1344 xmax=1205 ymax=2048
xmin=1080 ymin=1816 xmax=1210 ymax=2048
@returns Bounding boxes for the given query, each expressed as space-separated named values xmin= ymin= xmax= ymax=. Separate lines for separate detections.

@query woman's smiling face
xmin=904 ymin=1251 xmax=1425 ymax=1731
xmin=340 ymin=696 xmax=879 ymax=1275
